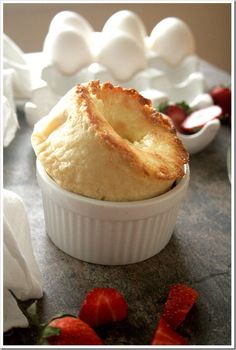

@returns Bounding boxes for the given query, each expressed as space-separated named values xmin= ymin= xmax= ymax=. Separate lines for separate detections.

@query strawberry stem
xmin=156 ymin=101 xmax=192 ymax=115
xmin=156 ymin=101 xmax=169 ymax=113
xmin=39 ymin=325 xmax=61 ymax=345
xmin=176 ymin=101 xmax=192 ymax=115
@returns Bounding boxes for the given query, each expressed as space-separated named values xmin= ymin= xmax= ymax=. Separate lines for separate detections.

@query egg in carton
xmin=24 ymin=10 xmax=219 ymax=154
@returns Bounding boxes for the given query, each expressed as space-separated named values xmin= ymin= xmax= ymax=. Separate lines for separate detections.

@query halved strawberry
xmin=151 ymin=317 xmax=187 ymax=345
xmin=181 ymin=105 xmax=222 ymax=133
xmin=162 ymin=284 xmax=198 ymax=329
xmin=40 ymin=316 xmax=103 ymax=345
xmin=79 ymin=288 xmax=128 ymax=327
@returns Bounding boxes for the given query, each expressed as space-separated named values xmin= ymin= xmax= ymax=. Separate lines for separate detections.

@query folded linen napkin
xmin=3 ymin=34 xmax=33 ymax=146
xmin=3 ymin=189 xmax=43 ymax=332
xmin=3 ymin=34 xmax=32 ymax=99
xmin=3 ymin=96 xmax=19 ymax=148
xmin=3 ymin=69 xmax=19 ymax=147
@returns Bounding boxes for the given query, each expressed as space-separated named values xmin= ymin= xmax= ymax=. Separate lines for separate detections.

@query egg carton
xmin=24 ymin=10 xmax=220 ymax=154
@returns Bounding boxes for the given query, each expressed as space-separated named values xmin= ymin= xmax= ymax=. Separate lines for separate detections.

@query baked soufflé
xmin=31 ymin=80 xmax=188 ymax=201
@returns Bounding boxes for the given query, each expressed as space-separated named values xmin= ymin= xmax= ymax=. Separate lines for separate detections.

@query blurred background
xmin=3 ymin=2 xmax=231 ymax=73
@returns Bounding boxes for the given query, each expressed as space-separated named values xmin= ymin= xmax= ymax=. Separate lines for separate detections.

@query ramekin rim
xmin=36 ymin=159 xmax=189 ymax=208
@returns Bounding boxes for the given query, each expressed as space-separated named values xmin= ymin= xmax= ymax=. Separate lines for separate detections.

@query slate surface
xmin=3 ymin=105 xmax=231 ymax=345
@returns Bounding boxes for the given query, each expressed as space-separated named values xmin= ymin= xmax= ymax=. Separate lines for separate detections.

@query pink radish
xmin=181 ymin=105 xmax=222 ymax=133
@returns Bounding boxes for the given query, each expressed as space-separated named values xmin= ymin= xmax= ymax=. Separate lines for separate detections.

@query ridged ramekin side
xmin=41 ymin=192 xmax=182 ymax=265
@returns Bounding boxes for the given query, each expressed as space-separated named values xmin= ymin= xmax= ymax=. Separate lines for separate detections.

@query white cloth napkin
xmin=3 ymin=34 xmax=32 ymax=99
xmin=3 ymin=95 xmax=19 ymax=148
xmin=3 ymin=68 xmax=19 ymax=147
xmin=3 ymin=189 xmax=43 ymax=332
xmin=3 ymin=34 xmax=32 ymax=147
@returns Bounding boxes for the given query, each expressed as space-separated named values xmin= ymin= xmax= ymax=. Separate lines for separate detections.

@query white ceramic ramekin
xmin=36 ymin=160 xmax=190 ymax=265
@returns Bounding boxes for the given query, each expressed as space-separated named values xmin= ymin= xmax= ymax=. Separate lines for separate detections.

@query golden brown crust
xmin=74 ymin=80 xmax=188 ymax=180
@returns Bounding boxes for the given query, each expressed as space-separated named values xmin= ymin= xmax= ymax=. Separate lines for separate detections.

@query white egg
xmin=103 ymin=10 xmax=147 ymax=48
xmin=48 ymin=11 xmax=93 ymax=39
xmin=97 ymin=31 xmax=147 ymax=81
xmin=43 ymin=27 xmax=93 ymax=75
xmin=150 ymin=17 xmax=195 ymax=65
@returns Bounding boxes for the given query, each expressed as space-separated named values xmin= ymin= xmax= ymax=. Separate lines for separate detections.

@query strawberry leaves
xmin=175 ymin=101 xmax=192 ymax=115
xmin=39 ymin=326 xmax=61 ymax=345
xmin=40 ymin=316 xmax=103 ymax=345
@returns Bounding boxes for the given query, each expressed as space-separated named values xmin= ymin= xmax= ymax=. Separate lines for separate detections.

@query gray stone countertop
xmin=3 ymin=62 xmax=231 ymax=346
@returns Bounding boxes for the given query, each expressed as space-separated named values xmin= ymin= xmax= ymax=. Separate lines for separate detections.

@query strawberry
xmin=79 ymin=288 xmax=128 ymax=327
xmin=162 ymin=284 xmax=198 ymax=329
xmin=151 ymin=317 xmax=187 ymax=345
xmin=181 ymin=105 xmax=222 ymax=133
xmin=40 ymin=316 xmax=103 ymax=345
xmin=165 ymin=105 xmax=187 ymax=133
xmin=158 ymin=102 xmax=190 ymax=133
xmin=210 ymin=86 xmax=231 ymax=117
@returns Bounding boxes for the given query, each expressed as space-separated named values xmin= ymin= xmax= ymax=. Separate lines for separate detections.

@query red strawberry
xmin=40 ymin=316 xmax=103 ymax=345
xmin=79 ymin=288 xmax=128 ymax=327
xmin=163 ymin=105 xmax=187 ymax=133
xmin=210 ymin=86 xmax=231 ymax=116
xmin=162 ymin=284 xmax=198 ymax=329
xmin=181 ymin=105 xmax=222 ymax=133
xmin=151 ymin=317 xmax=187 ymax=345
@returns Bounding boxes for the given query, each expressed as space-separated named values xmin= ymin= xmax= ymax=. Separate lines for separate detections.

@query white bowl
xmin=36 ymin=160 xmax=190 ymax=265
xmin=177 ymin=119 xmax=220 ymax=154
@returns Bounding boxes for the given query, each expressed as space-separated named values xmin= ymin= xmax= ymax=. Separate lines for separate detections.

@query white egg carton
xmin=24 ymin=10 xmax=220 ymax=154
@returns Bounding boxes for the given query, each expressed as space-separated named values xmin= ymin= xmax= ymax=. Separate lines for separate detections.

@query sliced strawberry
xmin=181 ymin=105 xmax=222 ymax=133
xmin=151 ymin=317 xmax=187 ymax=345
xmin=162 ymin=284 xmax=198 ymax=329
xmin=210 ymin=86 xmax=231 ymax=116
xmin=40 ymin=316 xmax=103 ymax=345
xmin=79 ymin=287 xmax=128 ymax=327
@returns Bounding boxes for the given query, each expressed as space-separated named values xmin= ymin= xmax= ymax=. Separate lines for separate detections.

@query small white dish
xmin=37 ymin=160 xmax=189 ymax=265
xmin=177 ymin=119 xmax=220 ymax=154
